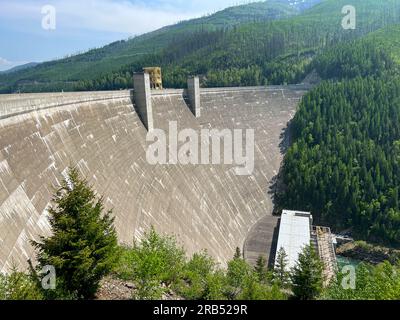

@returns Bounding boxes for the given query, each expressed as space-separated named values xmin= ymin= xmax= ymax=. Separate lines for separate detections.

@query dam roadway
xmin=0 ymin=85 xmax=308 ymax=272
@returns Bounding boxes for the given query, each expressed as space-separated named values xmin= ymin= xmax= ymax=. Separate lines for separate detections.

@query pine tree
xmin=254 ymin=255 xmax=267 ymax=283
xmin=32 ymin=167 xmax=119 ymax=299
xmin=273 ymin=247 xmax=291 ymax=288
xmin=290 ymin=245 xmax=324 ymax=300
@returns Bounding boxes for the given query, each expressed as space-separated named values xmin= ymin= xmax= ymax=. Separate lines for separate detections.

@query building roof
xmin=275 ymin=210 xmax=312 ymax=270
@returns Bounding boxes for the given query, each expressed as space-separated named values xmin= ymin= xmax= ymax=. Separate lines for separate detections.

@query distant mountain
xmin=2 ymin=0 xmax=400 ymax=93
xmin=0 ymin=62 xmax=39 ymax=74
xmin=0 ymin=0 xmax=306 ymax=86
xmin=0 ymin=0 xmax=319 ymax=93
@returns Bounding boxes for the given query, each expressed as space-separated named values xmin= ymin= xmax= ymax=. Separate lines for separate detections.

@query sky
xmin=0 ymin=0 xmax=257 ymax=71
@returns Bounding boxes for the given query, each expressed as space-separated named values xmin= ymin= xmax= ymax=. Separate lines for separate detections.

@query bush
xmin=202 ymin=270 xmax=228 ymax=300
xmin=238 ymin=273 xmax=286 ymax=300
xmin=116 ymin=226 xmax=186 ymax=300
xmin=226 ymin=257 xmax=253 ymax=299
xmin=0 ymin=268 xmax=43 ymax=300
xmin=322 ymin=261 xmax=400 ymax=300
xmin=177 ymin=250 xmax=218 ymax=300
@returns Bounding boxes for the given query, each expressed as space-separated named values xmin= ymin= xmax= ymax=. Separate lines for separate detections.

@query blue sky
xmin=0 ymin=0 xmax=256 ymax=71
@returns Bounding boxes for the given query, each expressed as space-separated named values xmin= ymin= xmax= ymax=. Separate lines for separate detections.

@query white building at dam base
xmin=275 ymin=210 xmax=337 ymax=285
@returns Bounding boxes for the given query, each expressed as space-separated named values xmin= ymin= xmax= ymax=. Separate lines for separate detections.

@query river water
xmin=336 ymin=255 xmax=362 ymax=269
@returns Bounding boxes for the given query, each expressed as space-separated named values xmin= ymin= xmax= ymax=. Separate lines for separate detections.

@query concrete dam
xmin=0 ymin=82 xmax=308 ymax=272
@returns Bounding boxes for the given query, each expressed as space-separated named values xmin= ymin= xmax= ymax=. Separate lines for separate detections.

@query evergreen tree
xmin=254 ymin=255 xmax=268 ymax=283
xmin=291 ymin=245 xmax=324 ymax=300
xmin=273 ymin=248 xmax=291 ymax=288
xmin=32 ymin=167 xmax=119 ymax=299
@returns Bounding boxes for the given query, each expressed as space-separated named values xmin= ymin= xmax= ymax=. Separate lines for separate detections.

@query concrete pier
xmin=187 ymin=77 xmax=201 ymax=118
xmin=133 ymin=73 xmax=154 ymax=131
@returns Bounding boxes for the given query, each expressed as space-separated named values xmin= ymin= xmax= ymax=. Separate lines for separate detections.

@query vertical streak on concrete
xmin=133 ymin=73 xmax=154 ymax=131
xmin=187 ymin=77 xmax=201 ymax=118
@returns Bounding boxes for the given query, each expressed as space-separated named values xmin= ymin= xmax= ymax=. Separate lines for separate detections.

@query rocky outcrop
xmin=337 ymin=241 xmax=400 ymax=265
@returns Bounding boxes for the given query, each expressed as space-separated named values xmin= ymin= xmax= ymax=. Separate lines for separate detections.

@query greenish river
xmin=336 ymin=255 xmax=362 ymax=269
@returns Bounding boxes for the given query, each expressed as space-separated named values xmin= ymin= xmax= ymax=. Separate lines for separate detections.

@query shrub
xmin=178 ymin=250 xmax=217 ymax=300
xmin=116 ymin=226 xmax=186 ymax=300
xmin=0 ymin=268 xmax=43 ymax=300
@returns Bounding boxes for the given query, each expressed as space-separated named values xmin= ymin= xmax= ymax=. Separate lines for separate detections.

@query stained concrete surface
xmin=0 ymin=86 xmax=307 ymax=272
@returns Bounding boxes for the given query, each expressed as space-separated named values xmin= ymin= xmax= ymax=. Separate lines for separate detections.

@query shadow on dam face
xmin=0 ymin=86 xmax=308 ymax=272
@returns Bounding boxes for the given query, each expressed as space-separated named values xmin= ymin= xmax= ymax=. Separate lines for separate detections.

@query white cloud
xmin=54 ymin=1 xmax=195 ymax=34
xmin=0 ymin=57 xmax=11 ymax=66
xmin=0 ymin=58 xmax=30 ymax=72
xmin=0 ymin=0 xmax=258 ymax=64
xmin=0 ymin=0 xmax=250 ymax=36
xmin=0 ymin=0 xmax=238 ymax=34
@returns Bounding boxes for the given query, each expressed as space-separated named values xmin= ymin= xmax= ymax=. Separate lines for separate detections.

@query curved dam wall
xmin=0 ymin=86 xmax=307 ymax=272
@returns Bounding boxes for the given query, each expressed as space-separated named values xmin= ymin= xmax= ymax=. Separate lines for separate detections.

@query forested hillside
xmin=1 ymin=0 xmax=400 ymax=92
xmin=0 ymin=0 xmax=306 ymax=93
xmin=312 ymin=25 xmax=400 ymax=80
xmin=277 ymin=25 xmax=400 ymax=247
xmin=76 ymin=0 xmax=400 ymax=90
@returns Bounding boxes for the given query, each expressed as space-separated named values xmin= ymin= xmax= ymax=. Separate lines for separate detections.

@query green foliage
xmin=238 ymin=272 xmax=286 ymax=300
xmin=273 ymin=248 xmax=291 ymax=288
xmin=226 ymin=257 xmax=253 ymax=299
xmin=115 ymin=226 xmax=186 ymax=300
xmin=0 ymin=268 xmax=43 ymax=300
xmin=312 ymin=38 xmax=397 ymax=80
xmin=323 ymin=261 xmax=400 ymax=300
xmin=177 ymin=250 xmax=217 ymax=300
xmin=116 ymin=228 xmax=288 ymax=300
xmin=291 ymin=245 xmax=324 ymax=300
xmin=254 ymin=255 xmax=268 ymax=283
xmin=278 ymin=75 xmax=400 ymax=246
xmin=31 ymin=167 xmax=119 ymax=299
xmin=202 ymin=270 xmax=228 ymax=300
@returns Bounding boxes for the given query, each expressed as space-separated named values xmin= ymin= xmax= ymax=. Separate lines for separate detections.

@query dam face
xmin=0 ymin=86 xmax=307 ymax=272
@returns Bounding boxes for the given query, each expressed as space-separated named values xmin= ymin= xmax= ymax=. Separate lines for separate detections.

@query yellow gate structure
xmin=143 ymin=67 xmax=163 ymax=90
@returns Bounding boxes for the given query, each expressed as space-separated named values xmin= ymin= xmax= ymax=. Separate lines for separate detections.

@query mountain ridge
xmin=2 ymin=0 xmax=400 ymax=93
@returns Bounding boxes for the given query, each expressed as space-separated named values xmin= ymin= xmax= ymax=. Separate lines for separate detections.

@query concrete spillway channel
xmin=0 ymin=85 xmax=308 ymax=272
